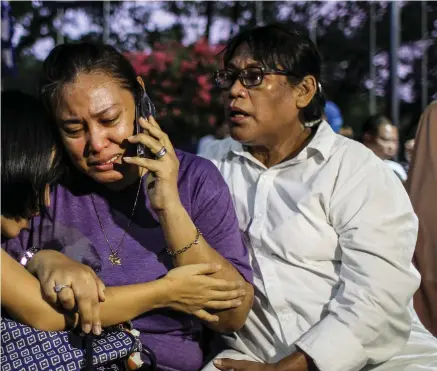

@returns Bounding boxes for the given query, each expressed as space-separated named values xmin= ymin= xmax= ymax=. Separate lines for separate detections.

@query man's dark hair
xmin=1 ymin=91 xmax=63 ymax=219
xmin=361 ymin=115 xmax=393 ymax=142
xmin=39 ymin=42 xmax=140 ymax=120
xmin=221 ymin=23 xmax=326 ymax=122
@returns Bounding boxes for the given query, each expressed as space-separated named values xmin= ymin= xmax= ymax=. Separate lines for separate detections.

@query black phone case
xmin=136 ymin=90 xmax=156 ymax=158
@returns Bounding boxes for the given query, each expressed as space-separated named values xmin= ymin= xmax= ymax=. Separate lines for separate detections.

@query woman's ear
xmin=136 ymin=76 xmax=145 ymax=91
xmin=295 ymin=75 xmax=317 ymax=109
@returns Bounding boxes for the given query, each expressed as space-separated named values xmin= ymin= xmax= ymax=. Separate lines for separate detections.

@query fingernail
xmin=214 ymin=316 xmax=219 ymax=322
xmin=238 ymin=281 xmax=245 ymax=287
xmin=123 ymin=157 xmax=132 ymax=161
xmin=215 ymin=264 xmax=222 ymax=270
xmin=93 ymin=325 xmax=101 ymax=335
xmin=213 ymin=359 xmax=222 ymax=366
xmin=235 ymin=300 xmax=242 ymax=306
xmin=83 ymin=324 xmax=92 ymax=334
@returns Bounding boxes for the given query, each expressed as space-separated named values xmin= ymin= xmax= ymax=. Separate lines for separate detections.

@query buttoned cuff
xmin=294 ymin=314 xmax=368 ymax=371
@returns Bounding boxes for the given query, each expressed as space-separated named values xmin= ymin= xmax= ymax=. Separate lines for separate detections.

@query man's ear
xmin=363 ymin=132 xmax=372 ymax=144
xmin=136 ymin=76 xmax=145 ymax=91
xmin=295 ymin=75 xmax=317 ymax=109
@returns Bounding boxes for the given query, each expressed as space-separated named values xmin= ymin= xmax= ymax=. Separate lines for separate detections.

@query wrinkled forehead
xmin=56 ymin=73 xmax=131 ymax=118
xmin=225 ymin=42 xmax=281 ymax=70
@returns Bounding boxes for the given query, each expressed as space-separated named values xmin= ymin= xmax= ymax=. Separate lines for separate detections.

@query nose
xmin=228 ymin=76 xmax=247 ymax=99
xmin=87 ymin=125 xmax=109 ymax=154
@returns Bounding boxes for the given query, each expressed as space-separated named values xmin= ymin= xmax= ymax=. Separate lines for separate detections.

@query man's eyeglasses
xmin=213 ymin=67 xmax=299 ymax=89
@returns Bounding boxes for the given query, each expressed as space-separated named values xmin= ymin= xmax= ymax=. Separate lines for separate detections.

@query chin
xmin=2 ymin=229 xmax=20 ymax=239
xmin=89 ymin=170 xmax=124 ymax=184
xmin=230 ymin=128 xmax=258 ymax=146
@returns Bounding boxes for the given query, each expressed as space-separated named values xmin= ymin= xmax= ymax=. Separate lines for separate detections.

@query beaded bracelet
xmin=18 ymin=246 xmax=42 ymax=268
xmin=166 ymin=227 xmax=202 ymax=257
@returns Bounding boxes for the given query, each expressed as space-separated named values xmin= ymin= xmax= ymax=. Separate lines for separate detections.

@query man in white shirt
xmin=201 ymin=23 xmax=437 ymax=371
xmin=361 ymin=115 xmax=408 ymax=183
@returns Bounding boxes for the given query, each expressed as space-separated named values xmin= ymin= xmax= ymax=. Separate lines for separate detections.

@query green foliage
xmin=4 ymin=1 xmax=436 ymax=142
xmin=126 ymin=39 xmax=224 ymax=149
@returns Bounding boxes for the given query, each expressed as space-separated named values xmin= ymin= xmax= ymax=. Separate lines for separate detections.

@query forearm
xmin=2 ymin=249 xmax=171 ymax=331
xmin=98 ymin=280 xmax=167 ymax=326
xmin=1 ymin=249 xmax=76 ymax=331
xmin=158 ymin=203 xmax=253 ymax=332
xmin=274 ymin=350 xmax=317 ymax=371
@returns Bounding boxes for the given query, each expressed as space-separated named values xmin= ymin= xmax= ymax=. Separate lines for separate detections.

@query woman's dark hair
xmin=1 ymin=91 xmax=63 ymax=219
xmin=360 ymin=115 xmax=393 ymax=142
xmin=222 ymin=23 xmax=326 ymax=122
xmin=39 ymin=42 xmax=140 ymax=120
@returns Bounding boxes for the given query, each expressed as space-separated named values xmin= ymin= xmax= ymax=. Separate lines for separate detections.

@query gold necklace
xmin=90 ymin=177 xmax=143 ymax=266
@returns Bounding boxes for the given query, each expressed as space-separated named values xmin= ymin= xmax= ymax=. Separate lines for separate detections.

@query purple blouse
xmin=2 ymin=150 xmax=253 ymax=371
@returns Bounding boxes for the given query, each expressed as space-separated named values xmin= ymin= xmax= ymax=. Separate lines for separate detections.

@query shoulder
xmin=328 ymin=135 xmax=402 ymax=195
xmin=197 ymin=137 xmax=235 ymax=165
xmin=176 ymin=149 xmax=228 ymax=189
xmin=331 ymin=135 xmax=386 ymax=174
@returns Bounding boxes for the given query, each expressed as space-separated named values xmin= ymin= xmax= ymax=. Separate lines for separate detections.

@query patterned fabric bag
xmin=1 ymin=317 xmax=157 ymax=371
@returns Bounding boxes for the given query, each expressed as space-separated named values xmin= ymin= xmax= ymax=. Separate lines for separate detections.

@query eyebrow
xmin=60 ymin=104 xmax=121 ymax=125
xmin=91 ymin=103 xmax=121 ymax=117
xmin=227 ymin=61 xmax=262 ymax=69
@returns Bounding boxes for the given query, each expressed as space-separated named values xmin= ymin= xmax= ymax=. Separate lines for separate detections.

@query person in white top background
xmin=360 ymin=115 xmax=408 ymax=183
xmin=200 ymin=23 xmax=437 ymax=371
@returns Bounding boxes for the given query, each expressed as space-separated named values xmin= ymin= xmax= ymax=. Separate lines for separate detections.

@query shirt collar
xmin=229 ymin=120 xmax=337 ymax=165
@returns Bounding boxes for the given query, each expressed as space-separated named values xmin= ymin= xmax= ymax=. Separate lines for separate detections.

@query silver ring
xmin=155 ymin=146 xmax=167 ymax=160
xmin=54 ymin=284 xmax=71 ymax=293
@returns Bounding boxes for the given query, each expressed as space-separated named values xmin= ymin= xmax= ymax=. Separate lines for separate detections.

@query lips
xmin=88 ymin=154 xmax=122 ymax=167
xmin=228 ymin=106 xmax=250 ymax=117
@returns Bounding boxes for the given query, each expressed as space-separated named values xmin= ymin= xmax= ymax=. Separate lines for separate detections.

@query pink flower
xmin=162 ymin=94 xmax=173 ymax=104
xmin=208 ymin=115 xmax=217 ymax=126
xmin=199 ymin=90 xmax=211 ymax=104
xmin=180 ymin=60 xmax=197 ymax=72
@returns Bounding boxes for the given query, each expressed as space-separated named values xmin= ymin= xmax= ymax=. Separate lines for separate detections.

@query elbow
xmin=209 ymin=315 xmax=246 ymax=333
xmin=212 ymin=283 xmax=254 ymax=333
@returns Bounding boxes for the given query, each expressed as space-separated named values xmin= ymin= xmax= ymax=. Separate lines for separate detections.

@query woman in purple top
xmin=3 ymin=43 xmax=254 ymax=371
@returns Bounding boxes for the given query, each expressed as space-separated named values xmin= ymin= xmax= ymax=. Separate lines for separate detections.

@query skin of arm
xmin=1 ymin=249 xmax=204 ymax=332
xmin=158 ymin=204 xmax=254 ymax=333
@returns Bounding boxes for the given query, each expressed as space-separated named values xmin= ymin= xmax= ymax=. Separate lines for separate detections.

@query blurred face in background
xmin=365 ymin=122 xmax=399 ymax=160
xmin=404 ymin=139 xmax=415 ymax=164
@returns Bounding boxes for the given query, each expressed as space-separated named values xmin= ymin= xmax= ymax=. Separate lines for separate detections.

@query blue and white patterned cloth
xmin=1 ymin=316 xmax=138 ymax=371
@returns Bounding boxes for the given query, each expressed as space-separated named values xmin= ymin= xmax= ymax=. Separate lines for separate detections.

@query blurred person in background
xmin=201 ymin=23 xmax=437 ymax=371
xmin=361 ymin=115 xmax=407 ymax=183
xmin=197 ymin=119 xmax=230 ymax=155
xmin=407 ymin=101 xmax=437 ymax=338
xmin=403 ymin=138 xmax=415 ymax=173
xmin=324 ymin=100 xmax=343 ymax=133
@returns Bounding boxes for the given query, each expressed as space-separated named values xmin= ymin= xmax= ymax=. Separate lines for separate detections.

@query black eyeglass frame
xmin=214 ymin=66 xmax=301 ymax=89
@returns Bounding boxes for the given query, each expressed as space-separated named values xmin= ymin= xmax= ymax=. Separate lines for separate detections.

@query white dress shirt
xmin=201 ymin=121 xmax=437 ymax=371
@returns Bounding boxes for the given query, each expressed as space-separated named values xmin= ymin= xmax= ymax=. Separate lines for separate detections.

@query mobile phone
xmin=136 ymin=89 xmax=156 ymax=158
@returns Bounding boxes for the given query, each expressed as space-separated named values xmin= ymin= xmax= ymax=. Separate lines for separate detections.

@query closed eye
xmin=100 ymin=115 xmax=120 ymax=125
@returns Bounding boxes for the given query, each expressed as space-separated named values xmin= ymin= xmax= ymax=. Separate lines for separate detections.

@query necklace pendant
xmin=108 ymin=252 xmax=121 ymax=266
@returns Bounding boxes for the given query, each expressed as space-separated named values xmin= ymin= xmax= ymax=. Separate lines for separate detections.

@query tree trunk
xmin=205 ymin=2 xmax=214 ymax=44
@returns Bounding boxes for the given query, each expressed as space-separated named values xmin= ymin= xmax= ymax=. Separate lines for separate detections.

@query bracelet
xmin=166 ymin=227 xmax=202 ymax=257
xmin=18 ymin=246 xmax=42 ymax=268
